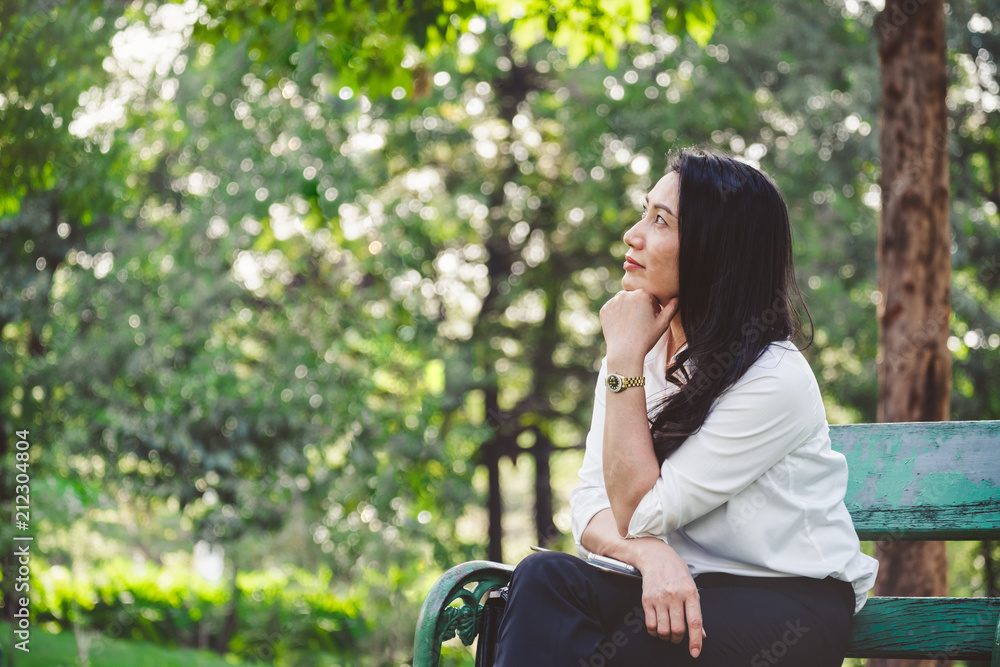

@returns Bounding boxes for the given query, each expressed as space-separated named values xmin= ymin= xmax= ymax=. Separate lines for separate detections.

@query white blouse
xmin=570 ymin=335 xmax=879 ymax=614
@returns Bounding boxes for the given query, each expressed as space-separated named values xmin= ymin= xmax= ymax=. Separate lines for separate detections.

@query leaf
xmin=684 ymin=0 xmax=716 ymax=47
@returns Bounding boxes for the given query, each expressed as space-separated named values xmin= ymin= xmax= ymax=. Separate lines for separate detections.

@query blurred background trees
xmin=1 ymin=0 xmax=998 ymax=665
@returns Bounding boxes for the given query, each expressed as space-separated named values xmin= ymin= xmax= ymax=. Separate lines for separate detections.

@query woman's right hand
xmin=599 ymin=291 xmax=678 ymax=367
xmin=631 ymin=539 xmax=707 ymax=658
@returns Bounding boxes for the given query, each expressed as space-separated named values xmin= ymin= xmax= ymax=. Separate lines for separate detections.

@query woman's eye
xmin=655 ymin=215 xmax=667 ymax=226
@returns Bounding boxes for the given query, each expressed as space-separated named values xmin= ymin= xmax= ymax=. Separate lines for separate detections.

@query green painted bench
xmin=413 ymin=420 xmax=1000 ymax=666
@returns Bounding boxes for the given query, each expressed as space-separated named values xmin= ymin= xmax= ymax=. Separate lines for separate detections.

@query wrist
xmin=606 ymin=355 xmax=644 ymax=376
xmin=628 ymin=537 xmax=672 ymax=569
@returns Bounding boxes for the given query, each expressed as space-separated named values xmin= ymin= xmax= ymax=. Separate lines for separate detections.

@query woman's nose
xmin=623 ymin=220 xmax=643 ymax=248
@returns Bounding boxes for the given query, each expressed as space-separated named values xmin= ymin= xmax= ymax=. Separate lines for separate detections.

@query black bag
xmin=474 ymin=586 xmax=509 ymax=667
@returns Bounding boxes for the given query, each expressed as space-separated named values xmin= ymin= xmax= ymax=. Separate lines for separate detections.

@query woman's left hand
xmin=632 ymin=538 xmax=706 ymax=657
xmin=582 ymin=513 xmax=706 ymax=656
xmin=599 ymin=290 xmax=678 ymax=364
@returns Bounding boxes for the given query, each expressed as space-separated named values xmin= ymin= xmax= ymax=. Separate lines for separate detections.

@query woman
xmin=494 ymin=149 xmax=878 ymax=666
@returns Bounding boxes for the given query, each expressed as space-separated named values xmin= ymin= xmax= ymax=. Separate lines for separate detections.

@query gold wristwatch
xmin=606 ymin=373 xmax=645 ymax=393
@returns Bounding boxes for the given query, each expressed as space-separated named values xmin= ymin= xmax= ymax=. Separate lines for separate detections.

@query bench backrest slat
xmin=830 ymin=421 xmax=1000 ymax=540
xmin=847 ymin=596 xmax=1000 ymax=659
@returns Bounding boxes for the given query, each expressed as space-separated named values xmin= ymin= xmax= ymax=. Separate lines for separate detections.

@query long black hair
xmin=649 ymin=148 xmax=813 ymax=465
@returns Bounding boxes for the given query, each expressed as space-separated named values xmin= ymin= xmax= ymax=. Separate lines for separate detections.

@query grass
xmin=0 ymin=623 xmax=256 ymax=667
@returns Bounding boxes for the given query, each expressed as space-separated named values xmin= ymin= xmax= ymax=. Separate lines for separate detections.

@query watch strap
xmin=607 ymin=373 xmax=645 ymax=392
xmin=617 ymin=375 xmax=645 ymax=389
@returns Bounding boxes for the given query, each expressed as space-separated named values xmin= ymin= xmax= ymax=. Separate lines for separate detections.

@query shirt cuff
xmin=626 ymin=483 xmax=667 ymax=539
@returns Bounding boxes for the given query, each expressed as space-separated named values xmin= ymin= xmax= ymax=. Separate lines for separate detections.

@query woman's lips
xmin=624 ymin=256 xmax=643 ymax=270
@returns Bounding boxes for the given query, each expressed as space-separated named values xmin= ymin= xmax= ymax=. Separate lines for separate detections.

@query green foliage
xmin=0 ymin=621 xmax=264 ymax=667
xmin=946 ymin=1 xmax=1000 ymax=421
xmin=192 ymin=0 xmax=715 ymax=96
xmin=29 ymin=557 xmax=366 ymax=665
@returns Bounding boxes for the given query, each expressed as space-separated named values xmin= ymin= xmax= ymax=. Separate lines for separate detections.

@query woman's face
xmin=621 ymin=171 xmax=680 ymax=305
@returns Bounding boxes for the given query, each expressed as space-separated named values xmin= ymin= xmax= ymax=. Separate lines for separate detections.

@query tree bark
xmin=533 ymin=432 xmax=557 ymax=547
xmin=477 ymin=42 xmax=538 ymax=563
xmin=530 ymin=280 xmax=562 ymax=548
xmin=872 ymin=1 xmax=951 ymax=666
xmin=484 ymin=386 xmax=505 ymax=563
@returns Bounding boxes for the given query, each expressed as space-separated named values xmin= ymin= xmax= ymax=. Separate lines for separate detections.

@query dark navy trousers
xmin=494 ymin=551 xmax=855 ymax=667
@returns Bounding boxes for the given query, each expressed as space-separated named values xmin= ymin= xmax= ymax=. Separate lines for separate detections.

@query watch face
xmin=607 ymin=374 xmax=622 ymax=392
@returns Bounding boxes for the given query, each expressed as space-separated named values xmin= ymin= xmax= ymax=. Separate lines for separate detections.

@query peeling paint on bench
xmin=833 ymin=421 xmax=1000 ymax=540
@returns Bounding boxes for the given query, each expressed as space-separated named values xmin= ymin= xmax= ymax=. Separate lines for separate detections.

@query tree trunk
xmin=872 ymin=1 xmax=951 ymax=666
xmin=533 ymin=433 xmax=557 ymax=548
xmin=531 ymin=280 xmax=561 ymax=548
xmin=214 ymin=561 xmax=240 ymax=655
xmin=477 ymin=42 xmax=537 ymax=564
xmin=485 ymin=386 xmax=505 ymax=564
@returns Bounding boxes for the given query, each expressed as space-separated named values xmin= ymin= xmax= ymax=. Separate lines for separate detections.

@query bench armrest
xmin=413 ymin=560 xmax=514 ymax=667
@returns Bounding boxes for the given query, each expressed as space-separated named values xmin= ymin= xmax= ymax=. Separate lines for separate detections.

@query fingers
xmin=642 ymin=598 xmax=673 ymax=639
xmin=601 ymin=289 xmax=671 ymax=355
xmin=643 ymin=591 xmax=705 ymax=658
xmin=642 ymin=598 xmax=659 ymax=637
xmin=667 ymin=604 xmax=686 ymax=644
xmin=654 ymin=296 xmax=679 ymax=329
xmin=603 ymin=289 xmax=671 ymax=322
xmin=686 ymin=595 xmax=705 ymax=657
xmin=641 ymin=598 xmax=684 ymax=642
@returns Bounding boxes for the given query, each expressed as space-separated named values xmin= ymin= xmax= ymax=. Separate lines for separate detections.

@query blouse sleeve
xmin=569 ymin=359 xmax=613 ymax=556
xmin=626 ymin=345 xmax=825 ymax=539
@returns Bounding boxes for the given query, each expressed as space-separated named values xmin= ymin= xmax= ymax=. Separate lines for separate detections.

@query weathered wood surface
xmin=845 ymin=596 xmax=1000 ymax=659
xmin=831 ymin=421 xmax=1000 ymax=540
